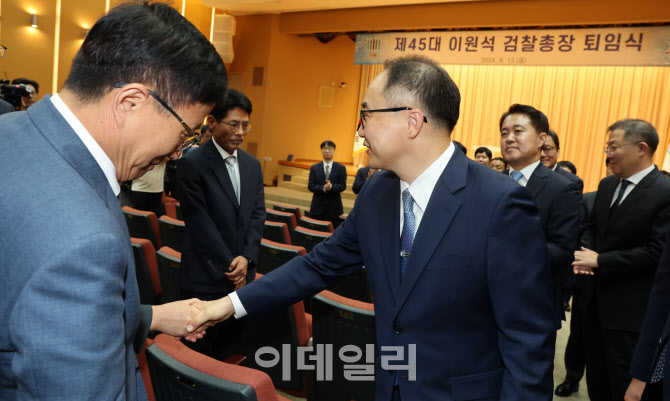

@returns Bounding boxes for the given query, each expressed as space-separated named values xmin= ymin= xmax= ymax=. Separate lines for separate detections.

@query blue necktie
xmin=510 ymin=170 xmax=524 ymax=183
xmin=650 ymin=344 xmax=667 ymax=383
xmin=400 ymin=189 xmax=415 ymax=281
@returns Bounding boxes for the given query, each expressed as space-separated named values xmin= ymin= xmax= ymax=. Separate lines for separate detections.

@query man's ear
xmin=113 ymin=83 xmax=152 ymax=127
xmin=205 ymin=114 xmax=217 ymax=127
xmin=407 ymin=109 xmax=425 ymax=139
xmin=538 ymin=132 xmax=548 ymax=147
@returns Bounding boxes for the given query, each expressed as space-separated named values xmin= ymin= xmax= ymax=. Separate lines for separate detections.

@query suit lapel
xmin=376 ymin=174 xmax=401 ymax=305
xmin=609 ymin=167 xmax=659 ymax=224
xmin=205 ymin=141 xmax=239 ymax=210
xmin=395 ymin=151 xmax=466 ymax=315
xmin=597 ymin=176 xmax=618 ymax=234
xmin=525 ymin=163 xmax=548 ymax=199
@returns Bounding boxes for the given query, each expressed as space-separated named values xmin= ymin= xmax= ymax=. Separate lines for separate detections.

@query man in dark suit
xmin=573 ymin=119 xmax=670 ymax=401
xmin=188 ymin=55 xmax=556 ymax=401
xmin=626 ymin=230 xmax=670 ymax=401
xmin=308 ymin=140 xmax=347 ymax=228
xmin=541 ymin=129 xmax=584 ymax=193
xmin=0 ymin=3 xmax=226 ymax=400
xmin=352 ymin=166 xmax=380 ymax=194
xmin=176 ymin=89 xmax=265 ymax=360
xmin=500 ymin=104 xmax=581 ymax=329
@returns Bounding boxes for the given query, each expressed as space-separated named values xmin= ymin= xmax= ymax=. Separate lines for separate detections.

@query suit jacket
xmin=308 ymin=161 xmax=347 ymax=217
xmin=0 ymin=97 xmax=152 ymax=400
xmin=352 ymin=166 xmax=370 ymax=194
xmin=176 ymin=140 xmax=266 ymax=296
xmin=506 ymin=164 xmax=582 ymax=326
xmin=631 ymin=230 xmax=670 ymax=400
xmin=554 ymin=166 xmax=584 ymax=194
xmin=579 ymin=167 xmax=670 ymax=331
xmin=238 ymin=149 xmax=556 ymax=401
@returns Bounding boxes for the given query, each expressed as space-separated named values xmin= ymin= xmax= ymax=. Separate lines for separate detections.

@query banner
xmin=354 ymin=26 xmax=670 ymax=66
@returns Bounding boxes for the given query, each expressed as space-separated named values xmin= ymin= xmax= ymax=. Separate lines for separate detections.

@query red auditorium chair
xmin=123 ymin=206 xmax=161 ymax=249
xmin=298 ymin=216 xmax=334 ymax=233
xmin=262 ymin=221 xmax=292 ymax=245
xmin=130 ymin=238 xmax=162 ymax=305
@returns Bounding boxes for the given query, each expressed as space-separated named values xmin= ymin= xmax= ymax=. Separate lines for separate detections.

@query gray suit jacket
xmin=0 ymin=96 xmax=152 ymax=400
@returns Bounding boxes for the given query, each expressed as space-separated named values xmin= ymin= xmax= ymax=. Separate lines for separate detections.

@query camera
xmin=0 ymin=79 xmax=34 ymax=109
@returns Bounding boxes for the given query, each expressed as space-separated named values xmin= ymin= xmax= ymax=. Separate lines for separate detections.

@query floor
xmin=278 ymin=309 xmax=591 ymax=400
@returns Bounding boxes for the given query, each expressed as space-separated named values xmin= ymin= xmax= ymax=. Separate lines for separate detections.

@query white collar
xmin=400 ymin=141 xmax=455 ymax=213
xmin=623 ymin=164 xmax=655 ymax=185
xmin=509 ymin=160 xmax=542 ymax=181
xmin=50 ymin=94 xmax=120 ymax=196
xmin=212 ymin=139 xmax=238 ymax=160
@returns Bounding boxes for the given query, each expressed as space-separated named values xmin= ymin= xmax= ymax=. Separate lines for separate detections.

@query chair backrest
xmin=327 ymin=266 xmax=372 ymax=303
xmin=146 ymin=334 xmax=288 ymax=401
xmin=272 ymin=202 xmax=301 ymax=222
xmin=262 ymin=221 xmax=291 ymax=245
xmin=306 ymin=290 xmax=375 ymax=401
xmin=266 ymin=209 xmax=299 ymax=243
xmin=158 ymin=215 xmax=185 ymax=253
xmin=298 ymin=216 xmax=333 ymax=233
xmin=292 ymin=227 xmax=332 ymax=253
xmin=257 ymin=239 xmax=306 ymax=275
xmin=338 ymin=214 xmax=347 ymax=226
xmin=304 ymin=208 xmax=311 ymax=218
xmin=244 ymin=274 xmax=311 ymax=392
xmin=123 ymin=206 xmax=161 ymax=249
xmin=131 ymin=238 xmax=162 ymax=304
xmin=156 ymin=246 xmax=181 ymax=304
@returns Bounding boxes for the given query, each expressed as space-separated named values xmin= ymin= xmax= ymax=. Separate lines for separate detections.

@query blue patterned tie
xmin=650 ymin=344 xmax=667 ymax=383
xmin=510 ymin=170 xmax=524 ymax=183
xmin=400 ymin=189 xmax=415 ymax=281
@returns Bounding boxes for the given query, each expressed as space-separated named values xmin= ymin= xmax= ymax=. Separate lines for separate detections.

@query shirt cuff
xmin=229 ymin=291 xmax=248 ymax=319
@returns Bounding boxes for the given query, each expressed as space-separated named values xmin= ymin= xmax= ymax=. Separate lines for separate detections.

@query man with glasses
xmin=308 ymin=140 xmax=347 ymax=228
xmin=0 ymin=3 xmax=226 ymax=400
xmin=176 ymin=89 xmax=265 ymax=361
xmin=573 ymin=119 xmax=670 ymax=401
xmin=186 ymin=55 xmax=557 ymax=401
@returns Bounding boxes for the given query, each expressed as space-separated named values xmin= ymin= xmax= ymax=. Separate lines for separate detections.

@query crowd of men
xmin=2 ymin=3 xmax=670 ymax=401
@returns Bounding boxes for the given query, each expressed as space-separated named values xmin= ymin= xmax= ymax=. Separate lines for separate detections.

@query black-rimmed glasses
xmin=114 ymin=82 xmax=201 ymax=151
xmin=359 ymin=107 xmax=428 ymax=129
xmin=220 ymin=120 xmax=254 ymax=133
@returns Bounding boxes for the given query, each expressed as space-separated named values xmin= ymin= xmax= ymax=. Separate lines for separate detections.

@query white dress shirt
xmin=212 ymin=139 xmax=240 ymax=196
xmin=50 ymin=94 xmax=120 ymax=196
xmin=508 ymin=160 xmax=541 ymax=187
xmin=610 ymin=164 xmax=655 ymax=206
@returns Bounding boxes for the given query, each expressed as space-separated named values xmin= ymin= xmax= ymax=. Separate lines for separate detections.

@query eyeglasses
xmin=541 ymin=145 xmax=556 ymax=153
xmin=220 ymin=120 xmax=253 ymax=133
xmin=603 ymin=141 xmax=641 ymax=155
xmin=114 ymin=82 xmax=201 ymax=152
xmin=359 ymin=107 xmax=428 ymax=129
xmin=0 ymin=45 xmax=7 ymax=58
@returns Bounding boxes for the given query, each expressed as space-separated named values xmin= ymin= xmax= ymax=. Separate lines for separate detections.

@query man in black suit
xmin=626 ymin=230 xmax=670 ymax=401
xmin=500 ymin=104 xmax=581 ymax=329
xmin=574 ymin=119 xmax=670 ymax=401
xmin=176 ymin=89 xmax=265 ymax=360
xmin=541 ymin=129 xmax=584 ymax=193
xmin=352 ymin=166 xmax=380 ymax=194
xmin=308 ymin=140 xmax=347 ymax=228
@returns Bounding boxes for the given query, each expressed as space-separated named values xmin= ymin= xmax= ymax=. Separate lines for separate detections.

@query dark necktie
xmin=650 ymin=344 xmax=667 ymax=383
xmin=225 ymin=156 xmax=240 ymax=204
xmin=325 ymin=164 xmax=331 ymax=181
xmin=613 ymin=179 xmax=631 ymax=207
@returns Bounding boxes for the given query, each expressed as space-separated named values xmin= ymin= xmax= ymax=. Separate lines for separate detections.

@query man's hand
xmin=573 ymin=247 xmax=599 ymax=275
xmin=324 ymin=180 xmax=332 ymax=192
xmin=150 ymin=299 xmax=206 ymax=342
xmin=187 ymin=296 xmax=235 ymax=334
xmin=624 ymin=378 xmax=646 ymax=401
xmin=225 ymin=256 xmax=248 ymax=285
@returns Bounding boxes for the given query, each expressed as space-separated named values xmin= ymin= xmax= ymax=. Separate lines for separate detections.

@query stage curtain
xmin=353 ymin=64 xmax=384 ymax=167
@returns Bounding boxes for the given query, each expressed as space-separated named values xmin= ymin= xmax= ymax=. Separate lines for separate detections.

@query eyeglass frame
xmin=218 ymin=119 xmax=254 ymax=133
xmin=0 ymin=45 xmax=7 ymax=58
xmin=359 ymin=107 xmax=428 ymax=129
xmin=603 ymin=141 xmax=642 ymax=155
xmin=114 ymin=81 xmax=201 ymax=152
xmin=541 ymin=145 xmax=557 ymax=153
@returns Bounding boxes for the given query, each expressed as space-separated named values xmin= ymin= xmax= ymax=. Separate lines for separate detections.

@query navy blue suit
xmin=352 ymin=166 xmax=371 ymax=194
xmin=630 ymin=229 xmax=670 ymax=400
xmin=308 ymin=161 xmax=347 ymax=224
xmin=237 ymin=148 xmax=556 ymax=401
xmin=554 ymin=166 xmax=584 ymax=194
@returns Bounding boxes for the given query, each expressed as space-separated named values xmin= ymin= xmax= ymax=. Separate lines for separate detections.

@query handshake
xmin=151 ymin=296 xmax=235 ymax=342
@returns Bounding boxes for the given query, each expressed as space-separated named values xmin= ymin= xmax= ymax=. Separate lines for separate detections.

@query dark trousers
xmin=181 ymin=290 xmax=246 ymax=361
xmin=392 ymin=386 xmax=401 ymax=401
xmin=130 ymin=191 xmax=164 ymax=218
xmin=563 ymin=290 xmax=586 ymax=383
xmin=583 ymin=300 xmax=640 ymax=401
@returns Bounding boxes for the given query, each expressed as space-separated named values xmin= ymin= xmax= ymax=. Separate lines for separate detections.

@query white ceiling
xmin=200 ymin=0 xmax=482 ymax=15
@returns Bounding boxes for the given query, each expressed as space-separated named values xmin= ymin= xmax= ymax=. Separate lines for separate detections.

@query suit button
xmin=394 ymin=326 xmax=403 ymax=334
